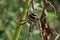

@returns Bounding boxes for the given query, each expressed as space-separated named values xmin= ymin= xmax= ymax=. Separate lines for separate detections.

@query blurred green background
xmin=0 ymin=0 xmax=60 ymax=40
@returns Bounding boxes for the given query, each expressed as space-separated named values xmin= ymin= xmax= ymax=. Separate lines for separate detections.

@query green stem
xmin=13 ymin=0 xmax=30 ymax=40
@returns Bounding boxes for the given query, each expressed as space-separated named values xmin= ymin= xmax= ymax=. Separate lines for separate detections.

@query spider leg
xmin=17 ymin=20 xmax=27 ymax=27
xmin=19 ymin=20 xmax=27 ymax=26
xmin=26 ymin=23 xmax=34 ymax=40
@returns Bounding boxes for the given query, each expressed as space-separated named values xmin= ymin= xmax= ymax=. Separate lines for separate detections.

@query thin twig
xmin=55 ymin=34 xmax=60 ymax=40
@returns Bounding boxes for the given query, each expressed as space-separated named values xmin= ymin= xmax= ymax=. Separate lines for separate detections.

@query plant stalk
xmin=13 ymin=0 xmax=30 ymax=40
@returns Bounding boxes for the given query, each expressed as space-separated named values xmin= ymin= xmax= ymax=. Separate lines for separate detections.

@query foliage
xmin=0 ymin=0 xmax=60 ymax=40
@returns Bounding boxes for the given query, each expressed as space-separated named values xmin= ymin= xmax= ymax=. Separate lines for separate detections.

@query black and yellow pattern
xmin=27 ymin=12 xmax=39 ymax=23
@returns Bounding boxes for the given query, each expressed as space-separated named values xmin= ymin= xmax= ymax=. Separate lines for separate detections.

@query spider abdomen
xmin=28 ymin=12 xmax=39 ymax=22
